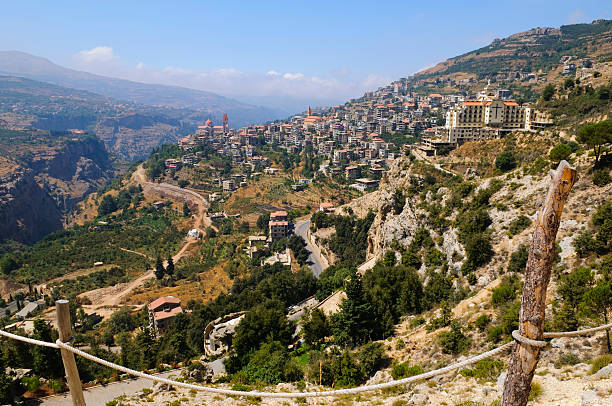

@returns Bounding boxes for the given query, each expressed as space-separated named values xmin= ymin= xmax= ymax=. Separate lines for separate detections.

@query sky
xmin=1 ymin=0 xmax=611 ymax=110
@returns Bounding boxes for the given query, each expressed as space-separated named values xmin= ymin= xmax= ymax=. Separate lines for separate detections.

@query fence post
xmin=56 ymin=300 xmax=87 ymax=406
xmin=500 ymin=161 xmax=577 ymax=406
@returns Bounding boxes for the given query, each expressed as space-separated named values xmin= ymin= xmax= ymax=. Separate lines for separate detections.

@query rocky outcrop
xmin=0 ymin=168 xmax=62 ymax=243
xmin=0 ymin=133 xmax=113 ymax=243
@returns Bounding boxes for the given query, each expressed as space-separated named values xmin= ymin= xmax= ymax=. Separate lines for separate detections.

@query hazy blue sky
xmin=1 ymin=1 xmax=610 ymax=108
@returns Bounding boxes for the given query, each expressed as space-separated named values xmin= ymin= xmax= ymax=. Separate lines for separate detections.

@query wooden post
xmin=56 ymin=300 xmax=87 ymax=406
xmin=501 ymin=161 xmax=577 ymax=406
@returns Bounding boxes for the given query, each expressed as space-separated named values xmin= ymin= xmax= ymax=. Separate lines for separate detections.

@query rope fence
xmin=1 ymin=320 xmax=611 ymax=399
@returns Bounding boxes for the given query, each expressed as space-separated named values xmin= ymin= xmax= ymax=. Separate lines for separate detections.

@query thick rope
xmin=512 ymin=330 xmax=548 ymax=348
xmin=0 ymin=328 xmax=60 ymax=348
xmin=0 ymin=321 xmax=610 ymax=398
xmin=543 ymin=321 xmax=612 ymax=338
xmin=55 ymin=339 xmax=513 ymax=398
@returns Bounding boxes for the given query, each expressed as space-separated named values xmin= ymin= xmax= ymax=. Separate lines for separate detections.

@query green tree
xmin=549 ymin=143 xmax=572 ymax=163
xmin=383 ymin=250 xmax=396 ymax=267
xmin=182 ymin=202 xmax=191 ymax=217
xmin=97 ymin=194 xmax=118 ymax=216
xmin=507 ymin=244 xmax=528 ymax=273
xmin=577 ymin=120 xmax=612 ymax=163
xmin=165 ymin=256 xmax=174 ymax=277
xmin=0 ymin=357 xmax=13 ymax=404
xmin=32 ymin=319 xmax=63 ymax=378
xmin=583 ymin=283 xmax=612 ymax=353
xmin=438 ymin=321 xmax=470 ymax=354
xmin=154 ymin=256 xmax=165 ymax=279
xmin=332 ymin=276 xmax=375 ymax=347
xmin=463 ymin=233 xmax=493 ymax=271
xmin=107 ymin=307 xmax=136 ymax=335
xmin=401 ymin=251 xmax=422 ymax=269
xmin=357 ymin=342 xmax=387 ymax=378
xmin=542 ymin=84 xmax=555 ymax=101
xmin=302 ymin=308 xmax=330 ymax=346
xmin=233 ymin=301 xmax=295 ymax=361
xmin=495 ymin=151 xmax=517 ymax=172
xmin=0 ymin=253 xmax=20 ymax=275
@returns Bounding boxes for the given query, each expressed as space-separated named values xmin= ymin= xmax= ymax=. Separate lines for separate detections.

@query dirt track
xmin=75 ymin=165 xmax=211 ymax=316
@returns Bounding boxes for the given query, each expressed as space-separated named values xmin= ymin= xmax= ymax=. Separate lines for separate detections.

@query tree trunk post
xmin=501 ymin=160 xmax=577 ymax=406
xmin=56 ymin=299 xmax=87 ymax=406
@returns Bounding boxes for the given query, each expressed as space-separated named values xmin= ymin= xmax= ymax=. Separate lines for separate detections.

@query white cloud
xmin=70 ymin=47 xmax=391 ymax=108
xmin=75 ymin=46 xmax=115 ymax=63
xmin=282 ymin=72 xmax=304 ymax=80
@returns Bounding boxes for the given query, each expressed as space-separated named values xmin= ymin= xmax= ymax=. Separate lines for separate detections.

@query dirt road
xmin=76 ymin=165 xmax=212 ymax=314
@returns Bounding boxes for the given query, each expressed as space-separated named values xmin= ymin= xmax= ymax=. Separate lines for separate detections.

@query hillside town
xmin=174 ymin=80 xmax=557 ymax=193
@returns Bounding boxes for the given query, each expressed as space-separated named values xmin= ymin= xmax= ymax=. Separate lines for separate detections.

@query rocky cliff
xmin=0 ymin=130 xmax=113 ymax=243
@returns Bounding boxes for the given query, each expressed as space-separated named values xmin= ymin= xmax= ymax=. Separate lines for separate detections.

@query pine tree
xmin=332 ymin=276 xmax=375 ymax=347
xmin=154 ymin=256 xmax=165 ymax=280
xmin=166 ymin=256 xmax=175 ymax=277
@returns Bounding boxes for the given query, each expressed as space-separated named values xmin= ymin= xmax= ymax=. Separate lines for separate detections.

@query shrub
xmin=462 ymin=233 xmax=494 ymax=272
xmin=459 ymin=359 xmax=504 ymax=382
xmin=491 ymin=275 xmax=520 ymax=307
xmin=593 ymin=169 xmax=611 ymax=186
xmin=357 ymin=342 xmax=387 ymax=377
xmin=590 ymin=354 xmax=612 ymax=374
xmin=391 ymin=362 xmax=424 ymax=380
xmin=402 ymin=251 xmax=422 ymax=269
xmin=438 ymin=321 xmax=470 ymax=354
xmin=487 ymin=326 xmax=504 ymax=343
xmin=48 ymin=379 xmax=64 ymax=394
xmin=410 ymin=316 xmax=425 ymax=328
xmin=507 ymin=245 xmax=528 ymax=273
xmin=475 ymin=314 xmax=491 ymax=332
xmin=21 ymin=376 xmax=41 ymax=392
xmin=495 ymin=151 xmax=517 ymax=172
xmin=529 ymin=381 xmax=543 ymax=401
xmin=554 ymin=353 xmax=581 ymax=368
xmin=507 ymin=215 xmax=531 ymax=236
xmin=549 ymin=143 xmax=572 ymax=162
xmin=499 ymin=301 xmax=520 ymax=335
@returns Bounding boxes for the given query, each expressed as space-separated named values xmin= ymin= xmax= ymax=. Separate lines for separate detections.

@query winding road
xmin=295 ymin=218 xmax=328 ymax=278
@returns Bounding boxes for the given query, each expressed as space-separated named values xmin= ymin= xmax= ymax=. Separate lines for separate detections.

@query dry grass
xmin=128 ymin=262 xmax=231 ymax=306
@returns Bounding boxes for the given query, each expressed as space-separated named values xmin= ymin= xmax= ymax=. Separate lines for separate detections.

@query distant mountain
xmin=0 ymin=75 xmax=259 ymax=159
xmin=0 ymin=50 xmax=287 ymax=125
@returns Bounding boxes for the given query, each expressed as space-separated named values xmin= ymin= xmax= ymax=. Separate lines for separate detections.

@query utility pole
xmin=501 ymin=161 xmax=577 ymax=406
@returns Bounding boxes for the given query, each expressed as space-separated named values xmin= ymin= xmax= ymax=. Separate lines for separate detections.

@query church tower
xmin=222 ymin=113 xmax=229 ymax=133
xmin=307 ymin=106 xmax=312 ymax=117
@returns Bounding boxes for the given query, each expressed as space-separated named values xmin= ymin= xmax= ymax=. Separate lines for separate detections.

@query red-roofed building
xmin=270 ymin=210 xmax=288 ymax=222
xmin=148 ymin=296 xmax=183 ymax=335
xmin=319 ymin=202 xmax=335 ymax=213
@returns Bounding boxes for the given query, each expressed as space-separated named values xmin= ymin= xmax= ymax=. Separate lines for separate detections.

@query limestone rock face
xmin=367 ymin=188 xmax=423 ymax=260
xmin=0 ymin=135 xmax=112 ymax=243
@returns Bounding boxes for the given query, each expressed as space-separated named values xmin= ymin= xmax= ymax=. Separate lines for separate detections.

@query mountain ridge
xmin=0 ymin=50 xmax=288 ymax=116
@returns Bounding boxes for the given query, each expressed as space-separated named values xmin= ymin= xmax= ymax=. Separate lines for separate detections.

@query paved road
xmin=295 ymin=219 xmax=326 ymax=278
xmin=30 ymin=369 xmax=178 ymax=406
xmin=31 ymin=359 xmax=227 ymax=406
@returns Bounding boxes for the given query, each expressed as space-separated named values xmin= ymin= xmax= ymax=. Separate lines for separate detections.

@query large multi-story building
xmin=417 ymin=86 xmax=552 ymax=155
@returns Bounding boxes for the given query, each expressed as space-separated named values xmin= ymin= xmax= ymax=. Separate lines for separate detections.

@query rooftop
xmin=149 ymin=296 xmax=181 ymax=311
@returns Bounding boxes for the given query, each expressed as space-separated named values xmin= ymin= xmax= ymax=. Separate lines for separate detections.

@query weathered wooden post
xmin=501 ymin=160 xmax=577 ymax=406
xmin=56 ymin=299 xmax=87 ymax=406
